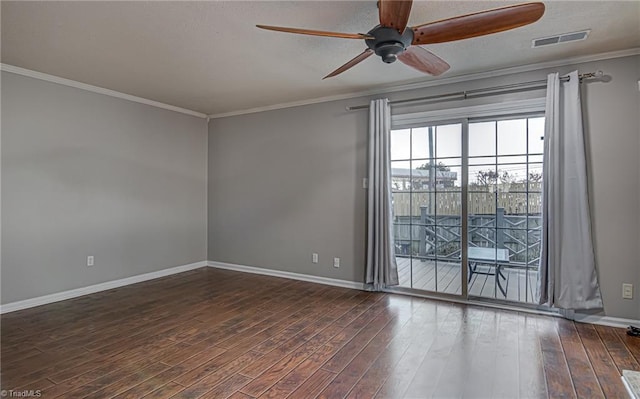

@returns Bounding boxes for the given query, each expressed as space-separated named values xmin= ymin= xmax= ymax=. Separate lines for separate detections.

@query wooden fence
xmin=393 ymin=183 xmax=542 ymax=216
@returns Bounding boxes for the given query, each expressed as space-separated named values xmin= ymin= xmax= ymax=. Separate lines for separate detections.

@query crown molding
xmin=208 ymin=47 xmax=640 ymax=119
xmin=1 ymin=63 xmax=208 ymax=119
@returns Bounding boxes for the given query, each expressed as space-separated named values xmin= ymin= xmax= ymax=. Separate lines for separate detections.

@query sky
xmin=391 ymin=117 xmax=545 ymax=186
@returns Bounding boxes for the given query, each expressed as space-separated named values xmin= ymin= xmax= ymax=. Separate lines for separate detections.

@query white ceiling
xmin=2 ymin=1 xmax=639 ymax=115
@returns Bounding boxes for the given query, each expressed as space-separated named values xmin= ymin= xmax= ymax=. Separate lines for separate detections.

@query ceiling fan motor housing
xmin=365 ymin=25 xmax=414 ymax=63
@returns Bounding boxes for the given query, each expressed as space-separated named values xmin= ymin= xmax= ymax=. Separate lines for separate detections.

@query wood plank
xmin=176 ymin=373 xmax=252 ymax=399
xmin=228 ymin=393 xmax=255 ymax=399
xmin=537 ymin=317 xmax=577 ymax=398
xmin=316 ymin=312 xmax=410 ymax=398
xmin=287 ymin=369 xmax=336 ymax=399
xmin=375 ymin=304 xmax=458 ymax=398
xmin=239 ymin=323 xmax=344 ymax=397
xmin=141 ymin=382 xmax=185 ymax=398
xmin=615 ymin=327 xmax=640 ymax=365
xmin=81 ymin=362 xmax=170 ymax=399
xmin=575 ymin=322 xmax=630 ymax=398
xmin=557 ymin=319 xmax=604 ymax=398
xmin=112 ymin=365 xmax=195 ymax=399
xmin=257 ymin=308 xmax=386 ymax=398
xmin=517 ymin=314 xmax=547 ymax=399
xmin=594 ymin=324 xmax=640 ymax=372
xmin=457 ymin=308 xmax=499 ymax=398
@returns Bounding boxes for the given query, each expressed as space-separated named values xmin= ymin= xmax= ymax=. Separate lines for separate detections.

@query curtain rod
xmin=346 ymin=70 xmax=604 ymax=111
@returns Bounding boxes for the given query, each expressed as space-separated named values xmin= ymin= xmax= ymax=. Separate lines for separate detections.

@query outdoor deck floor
xmin=396 ymin=257 xmax=538 ymax=303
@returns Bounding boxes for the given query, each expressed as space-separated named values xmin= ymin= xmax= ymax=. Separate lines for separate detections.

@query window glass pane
xmin=412 ymin=193 xmax=435 ymax=220
xmin=410 ymin=160 xmax=433 ymax=192
xmin=411 ymin=257 xmax=433 ymax=289
xmin=528 ymin=117 xmax=545 ymax=154
xmin=529 ymin=155 xmax=543 ymax=163
xmin=528 ymin=193 xmax=542 ymax=215
xmin=391 ymin=192 xmax=410 ymax=220
xmin=469 ymin=121 xmax=496 ymax=157
xmin=436 ymin=123 xmax=462 ymax=158
xmin=469 ymin=156 xmax=496 ymax=166
xmin=499 ymin=193 xmax=527 ymax=215
xmin=391 ymin=161 xmax=411 ymax=191
xmin=391 ymin=129 xmax=411 ymax=160
xmin=410 ymin=160 xmax=461 ymax=190
xmin=411 ymin=127 xmax=433 ymax=159
xmin=496 ymin=164 xmax=528 ymax=192
xmin=497 ymin=119 xmax=527 ymax=155
xmin=528 ymin=166 xmax=543 ymax=192
xmin=393 ymin=224 xmax=412 ymax=257
xmin=444 ymin=165 xmax=461 ymax=189
xmin=436 ymin=192 xmax=461 ymax=220
xmin=527 ymin=225 xmax=542 ymax=268
xmin=469 ymin=165 xmax=497 ymax=193
xmin=436 ymin=234 xmax=461 ymax=260
xmin=468 ymin=229 xmax=497 ymax=251
xmin=498 ymin=155 xmax=527 ymax=164
xmin=469 ymin=193 xmax=496 ymax=224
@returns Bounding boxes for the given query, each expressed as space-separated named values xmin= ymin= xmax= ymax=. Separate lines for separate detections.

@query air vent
xmin=532 ymin=30 xmax=590 ymax=48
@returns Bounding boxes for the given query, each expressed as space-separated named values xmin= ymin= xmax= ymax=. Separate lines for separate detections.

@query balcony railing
xmin=394 ymin=209 xmax=542 ymax=270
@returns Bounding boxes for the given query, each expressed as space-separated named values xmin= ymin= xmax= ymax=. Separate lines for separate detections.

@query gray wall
xmin=208 ymin=100 xmax=368 ymax=283
xmin=1 ymin=72 xmax=208 ymax=304
xmin=208 ymin=55 xmax=640 ymax=320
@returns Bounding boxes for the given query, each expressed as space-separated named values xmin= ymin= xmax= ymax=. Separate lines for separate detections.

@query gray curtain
xmin=365 ymin=98 xmax=399 ymax=291
xmin=537 ymin=71 xmax=603 ymax=310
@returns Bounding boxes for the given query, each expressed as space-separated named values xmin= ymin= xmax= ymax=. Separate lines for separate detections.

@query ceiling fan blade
xmin=379 ymin=0 xmax=413 ymax=33
xmin=256 ymin=25 xmax=372 ymax=40
xmin=411 ymin=2 xmax=545 ymax=45
xmin=398 ymin=46 xmax=450 ymax=76
xmin=323 ymin=49 xmax=374 ymax=79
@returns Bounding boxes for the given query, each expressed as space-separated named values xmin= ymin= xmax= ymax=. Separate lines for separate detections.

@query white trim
xmin=0 ymin=64 xmax=208 ymax=119
xmin=207 ymin=261 xmax=365 ymax=290
xmin=392 ymin=98 xmax=546 ymax=127
xmin=0 ymin=261 xmax=208 ymax=314
xmin=572 ymin=313 xmax=640 ymax=329
xmin=207 ymin=48 xmax=640 ymax=119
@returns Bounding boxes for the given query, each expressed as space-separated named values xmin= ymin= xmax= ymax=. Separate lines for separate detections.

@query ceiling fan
xmin=257 ymin=0 xmax=545 ymax=79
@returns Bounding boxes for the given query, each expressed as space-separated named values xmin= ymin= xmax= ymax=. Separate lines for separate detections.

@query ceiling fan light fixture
xmin=375 ymin=42 xmax=405 ymax=63
xmin=364 ymin=25 xmax=414 ymax=64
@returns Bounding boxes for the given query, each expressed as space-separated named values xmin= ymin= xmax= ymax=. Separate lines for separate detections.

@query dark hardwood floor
xmin=1 ymin=267 xmax=638 ymax=398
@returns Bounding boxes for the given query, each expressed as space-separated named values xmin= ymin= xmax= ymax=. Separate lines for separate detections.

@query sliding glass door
xmin=390 ymin=106 xmax=544 ymax=305
xmin=391 ymin=122 xmax=463 ymax=296
xmin=467 ymin=116 xmax=544 ymax=303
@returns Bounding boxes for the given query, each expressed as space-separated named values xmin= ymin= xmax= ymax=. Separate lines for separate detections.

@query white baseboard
xmin=573 ymin=313 xmax=640 ymax=329
xmin=4 ymin=259 xmax=636 ymax=329
xmin=0 ymin=261 xmax=208 ymax=314
xmin=207 ymin=260 xmax=365 ymax=291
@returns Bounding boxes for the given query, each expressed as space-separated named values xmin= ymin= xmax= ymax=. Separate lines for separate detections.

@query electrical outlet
xmin=87 ymin=256 xmax=94 ymax=267
xmin=622 ymin=283 xmax=633 ymax=299
xmin=333 ymin=257 xmax=340 ymax=268
xmin=312 ymin=253 xmax=318 ymax=263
